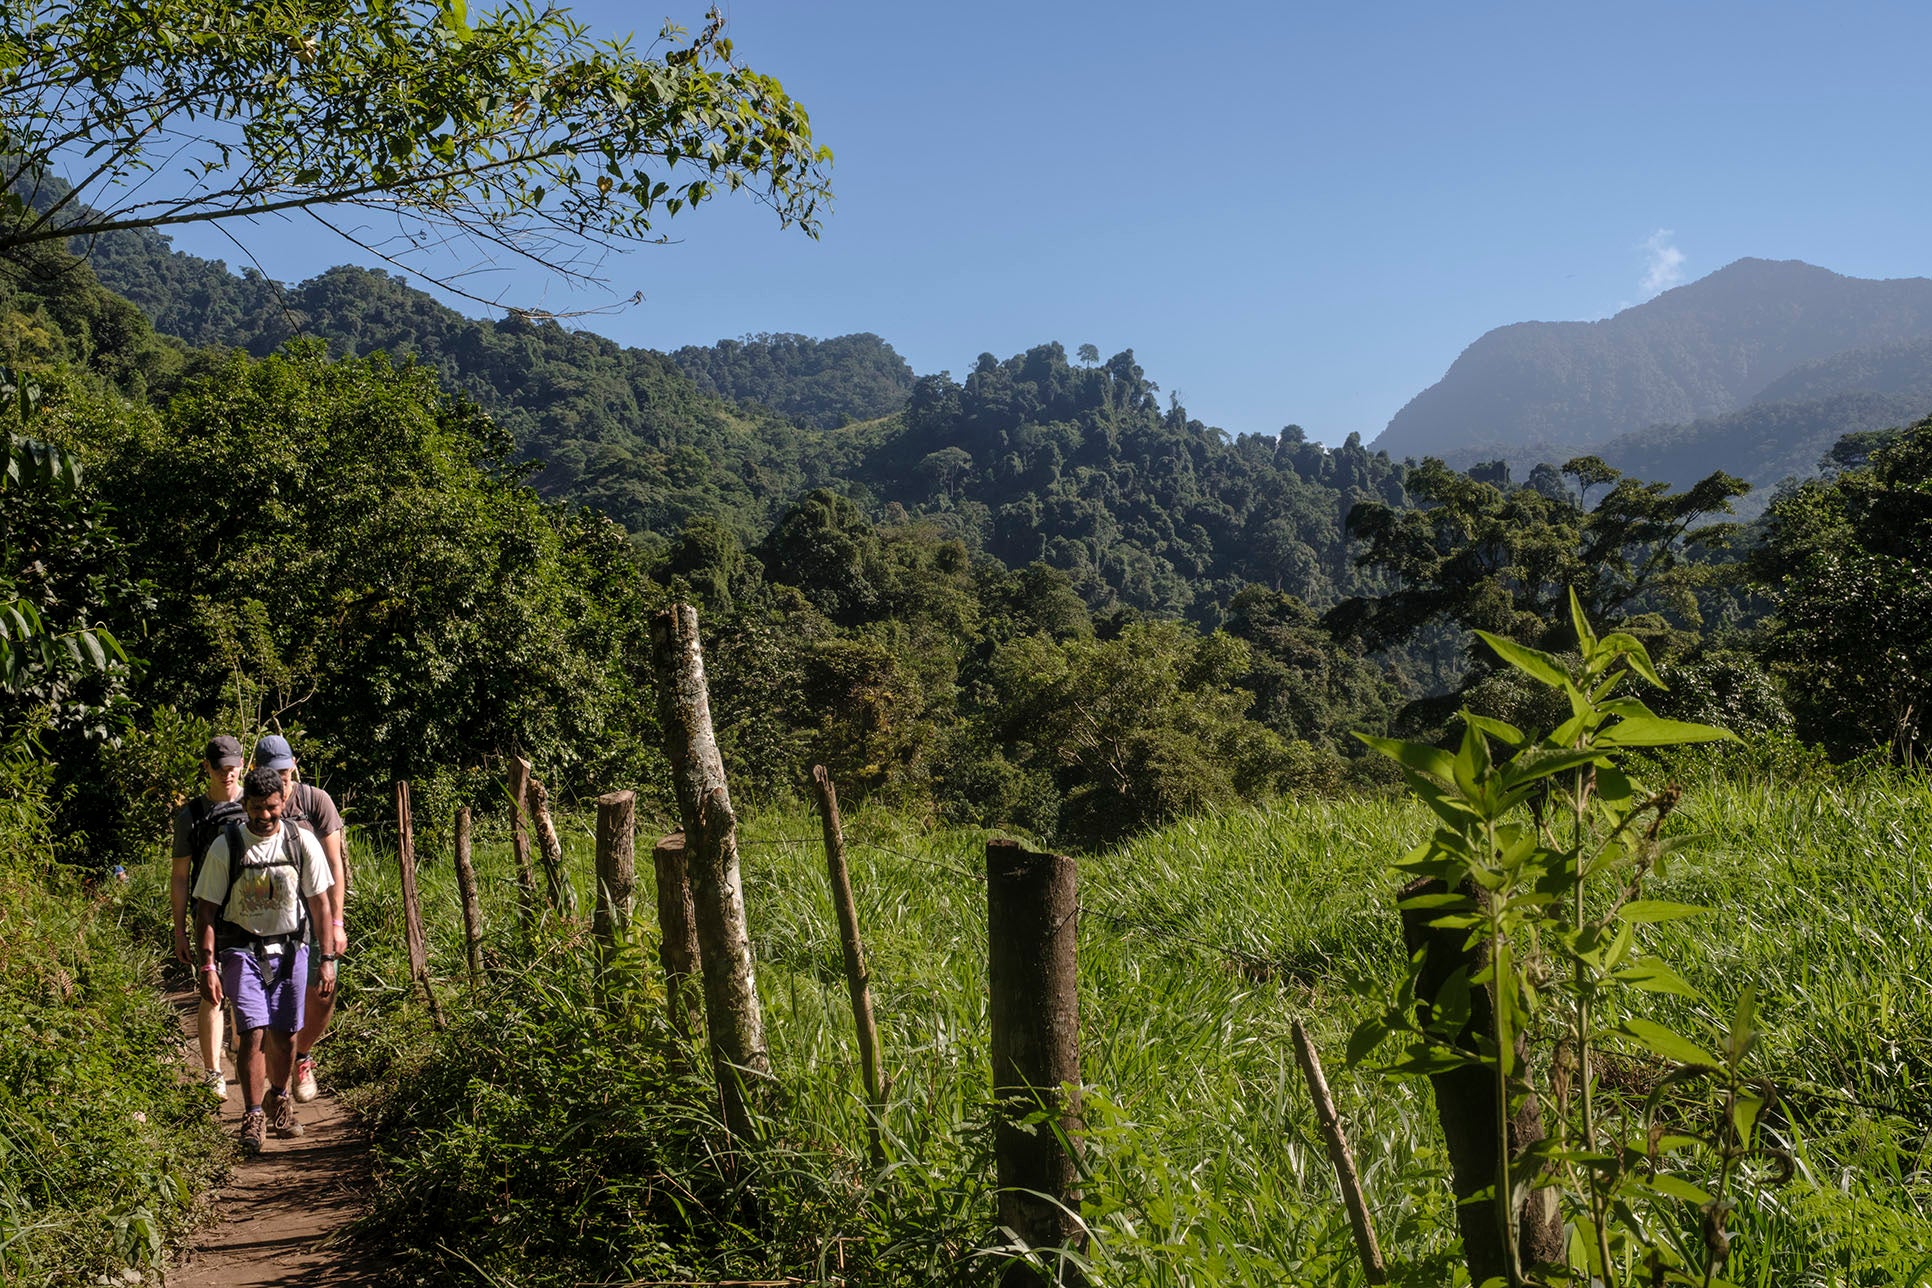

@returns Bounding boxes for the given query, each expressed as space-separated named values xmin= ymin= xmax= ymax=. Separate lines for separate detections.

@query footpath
xmin=165 ymin=986 xmax=382 ymax=1288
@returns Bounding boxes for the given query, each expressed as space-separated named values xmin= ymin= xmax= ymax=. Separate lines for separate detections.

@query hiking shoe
xmin=240 ymin=1110 xmax=266 ymax=1156
xmin=203 ymin=1068 xmax=227 ymax=1101
xmin=265 ymin=1089 xmax=303 ymax=1139
xmin=292 ymin=1054 xmax=319 ymax=1103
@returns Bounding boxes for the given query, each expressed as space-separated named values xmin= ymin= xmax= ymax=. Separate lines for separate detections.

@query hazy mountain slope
xmin=1376 ymin=259 xmax=1932 ymax=459
xmin=1597 ymin=391 xmax=1932 ymax=514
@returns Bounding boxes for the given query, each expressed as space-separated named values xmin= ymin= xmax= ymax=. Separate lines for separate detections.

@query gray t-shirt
xmin=282 ymin=781 xmax=344 ymax=839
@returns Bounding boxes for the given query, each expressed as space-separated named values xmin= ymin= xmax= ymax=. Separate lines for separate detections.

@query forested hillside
xmin=72 ymin=223 xmax=1412 ymax=618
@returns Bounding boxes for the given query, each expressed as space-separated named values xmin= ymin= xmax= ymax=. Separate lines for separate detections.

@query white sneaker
xmin=293 ymin=1054 xmax=318 ymax=1103
xmin=204 ymin=1068 xmax=227 ymax=1101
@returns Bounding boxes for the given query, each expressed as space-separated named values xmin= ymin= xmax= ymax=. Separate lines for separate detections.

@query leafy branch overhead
xmin=0 ymin=0 xmax=833 ymax=304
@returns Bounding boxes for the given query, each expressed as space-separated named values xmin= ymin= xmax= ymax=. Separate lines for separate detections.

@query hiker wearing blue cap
xmin=251 ymin=734 xmax=347 ymax=1104
xmin=194 ymin=766 xmax=336 ymax=1154
xmin=170 ymin=735 xmax=248 ymax=1099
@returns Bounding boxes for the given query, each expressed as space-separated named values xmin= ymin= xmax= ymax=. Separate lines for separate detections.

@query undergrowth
xmin=0 ymin=744 xmax=224 ymax=1286
xmin=314 ymin=763 xmax=1932 ymax=1285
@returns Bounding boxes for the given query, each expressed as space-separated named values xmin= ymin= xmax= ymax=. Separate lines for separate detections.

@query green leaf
xmin=1599 ymin=715 xmax=1737 ymax=747
xmin=1568 ymin=587 xmax=1596 ymax=655
xmin=1462 ymin=712 xmax=1525 ymax=746
xmin=1639 ymin=1174 xmax=1715 ymax=1205
xmin=1500 ymin=746 xmax=1604 ymax=790
xmin=1475 ymin=630 xmax=1569 ymax=690
xmin=1345 ymin=1017 xmax=1388 ymax=1066
xmin=1354 ymin=732 xmax=1453 ymax=782
xmin=1618 ymin=900 xmax=1706 ymax=923
xmin=1619 ymin=1018 xmax=1720 ymax=1068
xmin=1613 ymin=960 xmax=1700 ymax=998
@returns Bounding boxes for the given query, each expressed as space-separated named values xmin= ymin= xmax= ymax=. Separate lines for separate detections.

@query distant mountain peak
xmin=1373 ymin=258 xmax=1932 ymax=460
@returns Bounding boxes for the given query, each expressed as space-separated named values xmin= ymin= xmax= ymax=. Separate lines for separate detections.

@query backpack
xmin=184 ymin=795 xmax=247 ymax=890
xmin=212 ymin=819 xmax=314 ymax=957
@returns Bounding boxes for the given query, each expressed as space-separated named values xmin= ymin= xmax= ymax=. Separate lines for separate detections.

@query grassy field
xmin=294 ymin=763 xmax=1932 ymax=1286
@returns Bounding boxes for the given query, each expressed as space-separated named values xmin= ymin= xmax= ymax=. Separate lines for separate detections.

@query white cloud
xmin=1640 ymin=229 xmax=1687 ymax=297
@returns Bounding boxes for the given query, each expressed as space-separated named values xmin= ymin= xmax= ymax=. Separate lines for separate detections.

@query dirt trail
xmin=166 ymin=987 xmax=384 ymax=1287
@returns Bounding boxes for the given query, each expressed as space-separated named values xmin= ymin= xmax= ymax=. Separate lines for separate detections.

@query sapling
xmin=1350 ymin=591 xmax=1784 ymax=1287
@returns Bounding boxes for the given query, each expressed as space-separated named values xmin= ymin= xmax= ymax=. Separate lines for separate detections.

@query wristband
xmin=331 ymin=918 xmax=345 ymax=926
xmin=321 ymin=954 xmax=340 ymax=964
xmin=199 ymin=964 xmax=218 ymax=974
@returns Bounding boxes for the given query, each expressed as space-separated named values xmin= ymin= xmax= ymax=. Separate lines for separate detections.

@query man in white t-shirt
xmin=194 ymin=766 xmax=336 ymax=1155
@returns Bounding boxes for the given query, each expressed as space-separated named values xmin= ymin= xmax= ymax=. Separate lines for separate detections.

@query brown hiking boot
xmin=240 ymin=1109 xmax=266 ymax=1156
xmin=265 ymin=1088 xmax=304 ymax=1139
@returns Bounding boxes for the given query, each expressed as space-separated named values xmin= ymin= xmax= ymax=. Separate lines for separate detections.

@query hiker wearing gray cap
xmin=170 ymin=735 xmax=248 ymax=1099
xmin=251 ymin=734 xmax=346 ymax=1103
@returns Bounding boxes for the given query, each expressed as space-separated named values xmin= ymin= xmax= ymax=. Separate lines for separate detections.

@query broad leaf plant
xmin=1352 ymin=591 xmax=1783 ymax=1287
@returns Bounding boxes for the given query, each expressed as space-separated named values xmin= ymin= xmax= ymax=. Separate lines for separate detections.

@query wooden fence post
xmin=1400 ymin=876 xmax=1561 ymax=1285
xmin=526 ymin=772 xmax=576 ymax=917
xmin=650 ymin=604 xmax=768 ymax=1138
xmin=652 ymin=831 xmax=703 ymax=1037
xmin=811 ymin=765 xmax=886 ymax=1166
xmin=508 ymin=756 xmax=537 ymax=926
xmin=453 ymin=805 xmax=485 ymax=989
xmin=1291 ymin=1019 xmax=1388 ymax=1285
xmin=986 ymin=839 xmax=1083 ymax=1287
xmin=393 ymin=781 xmax=446 ymax=1029
xmin=593 ymin=790 xmax=636 ymax=946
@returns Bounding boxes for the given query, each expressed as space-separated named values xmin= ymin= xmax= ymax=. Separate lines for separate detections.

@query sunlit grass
xmin=323 ymin=768 xmax=1932 ymax=1284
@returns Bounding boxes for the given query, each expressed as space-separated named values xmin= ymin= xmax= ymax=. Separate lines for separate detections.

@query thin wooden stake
xmin=393 ymin=781 xmax=446 ymax=1029
xmin=508 ymin=755 xmax=537 ymax=926
xmin=1291 ymin=1019 xmax=1388 ymax=1285
xmin=528 ymin=773 xmax=576 ymax=917
xmin=453 ymin=805 xmax=485 ymax=989
xmin=810 ymin=765 xmax=886 ymax=1166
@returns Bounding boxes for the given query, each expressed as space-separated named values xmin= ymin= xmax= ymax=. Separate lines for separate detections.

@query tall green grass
xmin=329 ymin=770 xmax=1932 ymax=1285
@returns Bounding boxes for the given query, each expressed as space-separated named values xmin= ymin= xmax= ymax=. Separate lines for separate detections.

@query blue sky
xmin=154 ymin=1 xmax=1932 ymax=446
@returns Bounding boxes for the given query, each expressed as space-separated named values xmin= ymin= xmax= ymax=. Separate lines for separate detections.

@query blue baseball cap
xmin=252 ymin=734 xmax=297 ymax=771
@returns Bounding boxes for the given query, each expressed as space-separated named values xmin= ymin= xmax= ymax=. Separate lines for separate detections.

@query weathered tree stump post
xmin=508 ymin=756 xmax=538 ymax=926
xmin=393 ymin=781 xmax=446 ymax=1029
xmin=650 ymin=604 xmax=768 ymax=1139
xmin=527 ymin=773 xmax=576 ymax=917
xmin=652 ymin=831 xmax=703 ymax=1038
xmin=986 ymin=838 xmax=1084 ymax=1287
xmin=811 ymin=765 xmax=886 ymax=1166
xmin=1400 ymin=876 xmax=1561 ymax=1285
xmin=453 ymin=805 xmax=485 ymax=989
xmin=1291 ymin=1019 xmax=1388 ymax=1285
xmin=593 ymin=790 xmax=636 ymax=946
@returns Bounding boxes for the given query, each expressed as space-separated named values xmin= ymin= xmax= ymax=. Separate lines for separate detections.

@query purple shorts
xmin=219 ymin=945 xmax=308 ymax=1034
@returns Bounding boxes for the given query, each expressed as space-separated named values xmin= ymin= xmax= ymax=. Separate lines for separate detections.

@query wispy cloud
xmin=1640 ymin=229 xmax=1686 ymax=297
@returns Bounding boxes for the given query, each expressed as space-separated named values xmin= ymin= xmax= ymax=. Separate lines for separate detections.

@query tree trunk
xmin=652 ymin=831 xmax=703 ymax=1037
xmin=1400 ymin=877 xmax=1562 ymax=1284
xmin=986 ymin=839 xmax=1084 ymax=1287
xmin=650 ymin=604 xmax=768 ymax=1137
xmin=593 ymin=790 xmax=636 ymax=946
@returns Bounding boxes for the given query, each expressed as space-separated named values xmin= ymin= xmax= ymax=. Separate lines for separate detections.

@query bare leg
xmin=294 ymin=982 xmax=336 ymax=1062
xmin=237 ymin=1028 xmax=268 ymax=1108
xmin=197 ymin=996 xmax=224 ymax=1072
xmin=264 ymin=1029 xmax=296 ymax=1091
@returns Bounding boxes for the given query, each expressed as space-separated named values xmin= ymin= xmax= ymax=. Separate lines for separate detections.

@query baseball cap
xmin=203 ymin=735 xmax=244 ymax=769
xmin=252 ymin=733 xmax=297 ymax=771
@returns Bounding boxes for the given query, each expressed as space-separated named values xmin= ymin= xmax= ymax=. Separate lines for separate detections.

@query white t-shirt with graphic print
xmin=192 ymin=820 xmax=332 ymax=940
